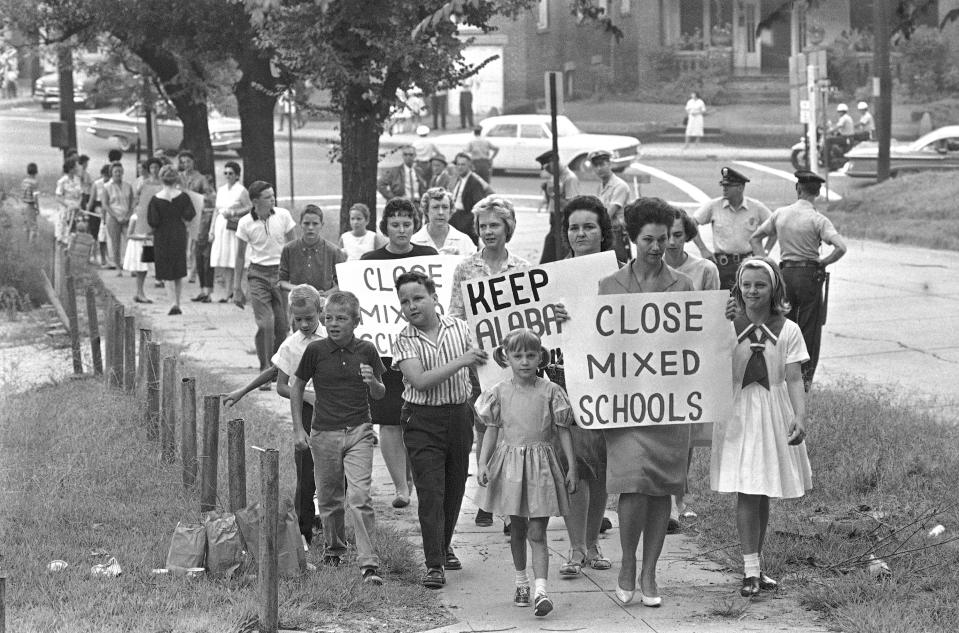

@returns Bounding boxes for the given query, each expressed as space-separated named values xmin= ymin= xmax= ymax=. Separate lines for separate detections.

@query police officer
xmin=589 ymin=149 xmax=631 ymax=262
xmin=536 ymin=149 xmax=580 ymax=263
xmin=749 ymin=170 xmax=847 ymax=391
xmin=692 ymin=167 xmax=774 ymax=289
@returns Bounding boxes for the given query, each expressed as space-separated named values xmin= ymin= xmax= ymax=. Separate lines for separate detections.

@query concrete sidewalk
xmin=92 ymin=269 xmax=825 ymax=633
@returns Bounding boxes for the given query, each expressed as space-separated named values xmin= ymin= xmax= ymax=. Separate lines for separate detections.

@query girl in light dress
xmin=339 ymin=203 xmax=387 ymax=260
xmin=476 ymin=328 xmax=577 ymax=618
xmin=710 ymin=257 xmax=812 ymax=597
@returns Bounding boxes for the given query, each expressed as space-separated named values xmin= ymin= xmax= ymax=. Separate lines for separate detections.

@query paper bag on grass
xmin=165 ymin=521 xmax=206 ymax=574
xmin=202 ymin=511 xmax=246 ymax=579
xmin=234 ymin=498 xmax=305 ymax=578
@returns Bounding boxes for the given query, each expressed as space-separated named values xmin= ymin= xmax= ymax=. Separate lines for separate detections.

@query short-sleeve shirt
xmin=597 ymin=174 xmax=630 ymax=219
xmin=674 ymin=252 xmax=721 ymax=291
xmin=694 ymin=196 xmax=771 ymax=254
xmin=411 ymin=225 xmax=477 ymax=256
xmin=271 ymin=328 xmax=325 ymax=398
xmin=279 ymin=237 xmax=346 ymax=291
xmin=235 ymin=207 xmax=296 ymax=266
xmin=757 ymin=199 xmax=839 ymax=262
xmin=392 ymin=315 xmax=473 ymax=405
xmin=21 ymin=177 xmax=38 ymax=207
xmin=466 ymin=138 xmax=497 ymax=161
xmin=360 ymin=244 xmax=438 ymax=261
xmin=295 ymin=336 xmax=385 ymax=430
xmin=449 ymin=249 xmax=530 ymax=320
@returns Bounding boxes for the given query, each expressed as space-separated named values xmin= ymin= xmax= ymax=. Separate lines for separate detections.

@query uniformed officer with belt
xmin=749 ymin=170 xmax=848 ymax=391
xmin=692 ymin=167 xmax=775 ymax=289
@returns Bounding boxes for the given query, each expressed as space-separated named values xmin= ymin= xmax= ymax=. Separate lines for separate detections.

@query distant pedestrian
xmin=856 ymin=101 xmax=874 ymax=141
xmin=749 ymin=170 xmax=847 ymax=391
xmin=377 ymin=145 xmax=427 ymax=208
xmin=338 ymin=203 xmax=387 ymax=260
xmin=710 ymin=257 xmax=812 ymax=598
xmin=84 ymin=164 xmax=112 ymax=266
xmin=430 ymin=87 xmax=448 ymax=130
xmin=412 ymin=187 xmax=477 ymax=256
xmin=476 ymin=328 xmax=576 ymax=617
xmin=590 ymin=149 xmax=631 ymax=263
xmin=191 ymin=176 xmax=216 ymax=303
xmin=147 ymin=165 xmax=196 ymax=315
xmin=209 ymin=161 xmax=251 ymax=302
xmin=54 ymin=157 xmax=83 ymax=246
xmin=413 ymin=126 xmax=440 ymax=183
xmin=536 ymin=149 xmax=580 ymax=264
xmin=448 ymin=153 xmax=491 ymax=245
xmin=104 ymin=162 xmax=135 ymax=274
xmin=20 ymin=162 xmax=39 ymax=243
xmin=178 ymin=150 xmax=214 ymax=284
xmin=279 ymin=204 xmax=346 ymax=297
xmin=277 ymin=90 xmax=295 ymax=132
xmin=459 ymin=75 xmax=478 ymax=129
xmin=683 ymin=91 xmax=706 ymax=147
xmin=427 ymin=153 xmax=454 ymax=190
xmin=465 ymin=126 xmax=498 ymax=184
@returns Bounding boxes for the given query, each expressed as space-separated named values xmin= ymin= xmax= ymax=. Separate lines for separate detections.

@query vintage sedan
xmin=86 ymin=103 xmax=243 ymax=154
xmin=431 ymin=114 xmax=640 ymax=174
xmin=844 ymin=126 xmax=959 ymax=178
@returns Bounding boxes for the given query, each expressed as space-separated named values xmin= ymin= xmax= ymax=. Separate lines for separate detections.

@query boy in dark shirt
xmin=291 ymin=290 xmax=386 ymax=584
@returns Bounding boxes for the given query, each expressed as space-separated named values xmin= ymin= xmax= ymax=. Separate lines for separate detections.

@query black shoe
xmin=302 ymin=532 xmax=312 ymax=546
xmin=503 ymin=521 xmax=511 ymax=535
xmin=533 ymin=593 xmax=554 ymax=617
xmin=666 ymin=518 xmax=680 ymax=534
xmin=600 ymin=516 xmax=613 ymax=533
xmin=475 ymin=509 xmax=493 ymax=527
xmin=323 ymin=555 xmax=340 ymax=567
xmin=190 ymin=293 xmax=208 ymax=302
xmin=741 ymin=576 xmax=760 ymax=597
xmin=445 ymin=549 xmax=462 ymax=571
xmin=168 ymin=306 xmax=182 ymax=316
xmin=422 ymin=567 xmax=445 ymax=589
xmin=758 ymin=572 xmax=779 ymax=591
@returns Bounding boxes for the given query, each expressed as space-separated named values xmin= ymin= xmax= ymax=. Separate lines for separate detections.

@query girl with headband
xmin=710 ymin=256 xmax=812 ymax=597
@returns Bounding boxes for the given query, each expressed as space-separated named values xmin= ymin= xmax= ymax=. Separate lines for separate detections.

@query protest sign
xmin=336 ymin=255 xmax=460 ymax=356
xmin=460 ymin=252 xmax=618 ymax=389
xmin=560 ymin=291 xmax=734 ymax=429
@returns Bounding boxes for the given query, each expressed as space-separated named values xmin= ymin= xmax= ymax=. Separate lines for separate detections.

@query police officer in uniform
xmin=692 ymin=167 xmax=774 ymax=289
xmin=536 ymin=149 xmax=580 ymax=263
xmin=749 ymin=170 xmax=848 ymax=391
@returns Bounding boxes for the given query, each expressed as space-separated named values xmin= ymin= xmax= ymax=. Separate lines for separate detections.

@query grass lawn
xmin=684 ymin=378 xmax=959 ymax=633
xmin=829 ymin=172 xmax=959 ymax=252
xmin=0 ymin=361 xmax=450 ymax=632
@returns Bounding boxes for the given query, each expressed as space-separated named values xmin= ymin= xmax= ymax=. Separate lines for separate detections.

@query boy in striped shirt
xmin=392 ymin=271 xmax=488 ymax=589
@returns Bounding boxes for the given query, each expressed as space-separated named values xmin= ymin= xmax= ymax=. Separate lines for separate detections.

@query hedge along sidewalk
xmin=93 ymin=267 xmax=829 ymax=633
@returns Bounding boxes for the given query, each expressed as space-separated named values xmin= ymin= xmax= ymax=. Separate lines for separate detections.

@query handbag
xmin=140 ymin=244 xmax=155 ymax=263
xmin=226 ymin=215 xmax=239 ymax=231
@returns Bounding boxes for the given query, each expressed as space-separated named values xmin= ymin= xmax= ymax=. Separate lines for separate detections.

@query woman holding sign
xmin=361 ymin=198 xmax=438 ymax=508
xmin=554 ymin=196 xmax=616 ymax=577
xmin=597 ymin=197 xmax=694 ymax=607
xmin=449 ymin=195 xmax=530 ymax=529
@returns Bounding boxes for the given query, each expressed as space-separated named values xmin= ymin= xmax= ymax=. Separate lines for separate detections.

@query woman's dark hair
xmin=379 ymin=197 xmax=422 ymax=234
xmin=62 ymin=157 xmax=78 ymax=174
xmin=247 ymin=180 xmax=274 ymax=200
xmin=224 ymin=161 xmax=241 ymax=175
xmin=145 ymin=157 xmax=163 ymax=173
xmin=107 ymin=149 xmax=123 ymax=162
xmin=99 ymin=163 xmax=111 ymax=178
xmin=562 ymin=195 xmax=613 ymax=252
xmin=674 ymin=207 xmax=699 ymax=242
xmin=624 ymin=197 xmax=677 ymax=242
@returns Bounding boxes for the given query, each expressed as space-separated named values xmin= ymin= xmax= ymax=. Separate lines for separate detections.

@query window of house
xmin=538 ymin=0 xmax=549 ymax=30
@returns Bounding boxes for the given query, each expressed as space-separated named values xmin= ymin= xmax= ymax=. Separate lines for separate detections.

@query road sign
xmin=799 ymin=100 xmax=810 ymax=124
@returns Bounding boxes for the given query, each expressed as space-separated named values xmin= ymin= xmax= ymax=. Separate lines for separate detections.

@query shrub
xmin=0 ymin=193 xmax=53 ymax=308
xmin=636 ymin=45 xmax=732 ymax=105
xmin=894 ymin=26 xmax=953 ymax=102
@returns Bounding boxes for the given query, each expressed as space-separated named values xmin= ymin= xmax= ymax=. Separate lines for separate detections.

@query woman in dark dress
xmin=361 ymin=198 xmax=437 ymax=508
xmin=148 ymin=165 xmax=196 ymax=315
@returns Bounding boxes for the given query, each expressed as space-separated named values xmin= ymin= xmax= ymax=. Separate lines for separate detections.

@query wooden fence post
xmin=123 ymin=316 xmax=136 ymax=391
xmin=64 ymin=276 xmax=82 ymax=374
xmin=109 ymin=304 xmax=124 ymax=389
xmin=145 ymin=342 xmax=161 ymax=441
xmin=160 ymin=356 xmax=177 ymax=463
xmin=0 ymin=573 xmax=6 ymax=633
xmin=103 ymin=295 xmax=114 ymax=385
xmin=227 ymin=418 xmax=247 ymax=511
xmin=200 ymin=395 xmax=220 ymax=513
xmin=180 ymin=377 xmax=197 ymax=489
xmin=259 ymin=448 xmax=279 ymax=633
xmin=85 ymin=287 xmax=102 ymax=375
xmin=137 ymin=328 xmax=152 ymax=389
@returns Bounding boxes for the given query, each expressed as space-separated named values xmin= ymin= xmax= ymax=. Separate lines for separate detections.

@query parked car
xmin=844 ymin=126 xmax=959 ymax=178
xmin=430 ymin=114 xmax=640 ymax=174
xmin=34 ymin=70 xmax=104 ymax=109
xmin=85 ymin=103 xmax=243 ymax=154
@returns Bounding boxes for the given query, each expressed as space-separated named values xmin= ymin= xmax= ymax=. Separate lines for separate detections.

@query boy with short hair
xmin=21 ymin=163 xmax=39 ymax=243
xmin=291 ymin=291 xmax=386 ymax=584
xmin=392 ymin=271 xmax=488 ymax=589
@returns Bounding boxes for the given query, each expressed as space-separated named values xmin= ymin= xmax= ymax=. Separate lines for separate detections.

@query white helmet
xmin=836 ymin=103 xmax=849 ymax=112
xmin=857 ymin=101 xmax=869 ymax=110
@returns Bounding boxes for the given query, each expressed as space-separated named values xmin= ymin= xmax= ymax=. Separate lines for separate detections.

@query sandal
xmin=422 ymin=567 xmax=445 ymax=589
xmin=559 ymin=551 xmax=584 ymax=577
xmin=587 ymin=549 xmax=612 ymax=571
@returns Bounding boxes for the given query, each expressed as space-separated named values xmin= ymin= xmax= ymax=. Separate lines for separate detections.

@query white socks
xmin=515 ymin=569 xmax=529 ymax=587
xmin=534 ymin=577 xmax=547 ymax=597
xmin=743 ymin=552 xmax=760 ymax=578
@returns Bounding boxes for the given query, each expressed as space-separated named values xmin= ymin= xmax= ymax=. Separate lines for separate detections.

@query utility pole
xmin=874 ymin=0 xmax=892 ymax=182
xmin=56 ymin=45 xmax=77 ymax=155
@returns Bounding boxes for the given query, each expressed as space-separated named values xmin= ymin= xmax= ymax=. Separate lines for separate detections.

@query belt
xmin=249 ymin=262 xmax=279 ymax=271
xmin=780 ymin=260 xmax=821 ymax=269
xmin=407 ymin=402 xmax=468 ymax=409
xmin=714 ymin=252 xmax=751 ymax=266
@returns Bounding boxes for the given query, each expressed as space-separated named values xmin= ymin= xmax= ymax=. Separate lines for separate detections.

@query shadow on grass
xmin=0 ymin=368 xmax=451 ymax=632
xmin=684 ymin=377 xmax=959 ymax=633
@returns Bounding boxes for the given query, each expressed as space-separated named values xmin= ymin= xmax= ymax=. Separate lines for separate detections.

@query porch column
xmin=702 ymin=0 xmax=711 ymax=47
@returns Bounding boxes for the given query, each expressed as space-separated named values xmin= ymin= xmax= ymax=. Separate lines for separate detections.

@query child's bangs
xmin=501 ymin=328 xmax=543 ymax=354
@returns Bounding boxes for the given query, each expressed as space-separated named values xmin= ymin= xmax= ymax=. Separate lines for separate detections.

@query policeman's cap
xmin=794 ymin=170 xmax=826 ymax=185
xmin=587 ymin=149 xmax=612 ymax=163
xmin=535 ymin=150 xmax=557 ymax=165
xmin=719 ymin=167 xmax=749 ymax=185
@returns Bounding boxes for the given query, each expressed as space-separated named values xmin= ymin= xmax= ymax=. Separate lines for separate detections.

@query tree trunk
xmin=340 ymin=87 xmax=383 ymax=233
xmin=234 ymin=55 xmax=277 ymax=188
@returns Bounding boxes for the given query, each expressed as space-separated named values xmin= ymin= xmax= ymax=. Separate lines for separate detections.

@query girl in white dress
xmin=684 ymin=91 xmax=706 ymax=147
xmin=209 ymin=161 xmax=251 ymax=302
xmin=477 ymin=328 xmax=577 ymax=618
xmin=339 ymin=203 xmax=386 ymax=260
xmin=710 ymin=257 xmax=812 ymax=597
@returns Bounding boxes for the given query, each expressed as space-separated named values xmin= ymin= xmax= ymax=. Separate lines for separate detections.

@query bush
xmin=0 ymin=193 xmax=52 ymax=308
xmin=636 ymin=45 xmax=732 ymax=105
xmin=895 ymin=26 xmax=953 ymax=103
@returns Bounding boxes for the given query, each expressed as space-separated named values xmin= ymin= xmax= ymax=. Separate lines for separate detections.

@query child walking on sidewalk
xmin=476 ymin=328 xmax=577 ymax=617
xmin=711 ymin=257 xmax=812 ymax=597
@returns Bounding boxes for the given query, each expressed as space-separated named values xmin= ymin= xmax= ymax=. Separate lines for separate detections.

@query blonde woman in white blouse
xmin=209 ymin=161 xmax=252 ymax=301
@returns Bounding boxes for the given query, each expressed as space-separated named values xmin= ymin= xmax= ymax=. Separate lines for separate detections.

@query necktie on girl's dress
xmin=734 ymin=316 xmax=785 ymax=391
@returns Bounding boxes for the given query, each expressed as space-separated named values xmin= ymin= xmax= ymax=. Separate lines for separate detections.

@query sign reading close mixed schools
xmin=336 ymin=256 xmax=460 ymax=356
xmin=560 ymin=291 xmax=734 ymax=429
xmin=461 ymin=252 xmax=619 ymax=389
